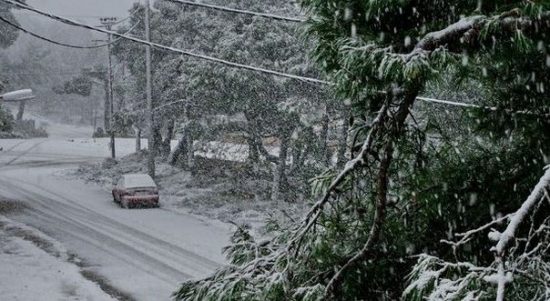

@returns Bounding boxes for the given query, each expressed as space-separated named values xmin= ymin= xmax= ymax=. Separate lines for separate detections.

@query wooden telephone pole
xmin=100 ymin=17 xmax=118 ymax=159
xmin=144 ymin=0 xmax=155 ymax=177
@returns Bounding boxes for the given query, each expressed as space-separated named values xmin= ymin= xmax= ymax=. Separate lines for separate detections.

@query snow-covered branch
xmin=288 ymin=100 xmax=390 ymax=252
xmin=415 ymin=15 xmax=485 ymax=51
xmin=414 ymin=10 xmax=550 ymax=54
xmin=491 ymin=166 xmax=550 ymax=301
xmin=494 ymin=167 xmax=550 ymax=255
xmin=405 ymin=166 xmax=550 ymax=301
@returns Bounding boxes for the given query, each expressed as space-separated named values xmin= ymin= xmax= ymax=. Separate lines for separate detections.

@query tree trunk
xmin=169 ymin=130 xmax=187 ymax=166
xmin=152 ymin=124 xmax=162 ymax=156
xmin=246 ymin=132 xmax=259 ymax=163
xmin=161 ymin=119 xmax=175 ymax=158
xmin=134 ymin=126 xmax=142 ymax=152
xmin=336 ymin=109 xmax=351 ymax=169
xmin=16 ymin=100 xmax=25 ymax=121
xmin=271 ymin=134 xmax=289 ymax=203
xmin=103 ymin=81 xmax=110 ymax=131
xmin=92 ymin=108 xmax=97 ymax=130
xmin=320 ymin=111 xmax=331 ymax=166
xmin=244 ymin=113 xmax=259 ymax=162
xmin=186 ymin=128 xmax=194 ymax=170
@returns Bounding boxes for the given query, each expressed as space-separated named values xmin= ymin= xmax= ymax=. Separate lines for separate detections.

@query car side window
xmin=118 ymin=178 xmax=124 ymax=188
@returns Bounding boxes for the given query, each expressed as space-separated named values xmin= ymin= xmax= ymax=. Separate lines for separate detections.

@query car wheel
xmin=122 ymin=199 xmax=129 ymax=209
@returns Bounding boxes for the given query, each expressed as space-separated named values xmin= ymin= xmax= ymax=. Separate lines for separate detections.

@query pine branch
xmin=415 ymin=15 xmax=485 ymax=52
xmin=323 ymin=89 xmax=419 ymax=299
xmin=494 ymin=167 xmax=550 ymax=255
xmin=408 ymin=10 xmax=550 ymax=58
xmin=288 ymin=100 xmax=390 ymax=254
xmin=492 ymin=166 xmax=550 ymax=301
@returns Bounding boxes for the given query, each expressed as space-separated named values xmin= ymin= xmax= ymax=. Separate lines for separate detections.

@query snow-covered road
xmin=0 ymin=124 xmax=230 ymax=300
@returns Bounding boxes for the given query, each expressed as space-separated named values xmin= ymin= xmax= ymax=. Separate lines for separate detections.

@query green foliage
xmin=171 ymin=0 xmax=550 ymax=300
xmin=0 ymin=2 xmax=24 ymax=49
xmin=173 ymin=225 xmax=288 ymax=301
xmin=0 ymin=105 xmax=14 ymax=132
xmin=54 ymin=76 xmax=93 ymax=97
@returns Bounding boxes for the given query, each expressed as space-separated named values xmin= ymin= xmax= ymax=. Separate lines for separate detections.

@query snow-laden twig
xmin=494 ymin=167 xmax=550 ymax=255
xmin=406 ymin=166 xmax=550 ymax=301
xmin=441 ymin=213 xmax=512 ymax=249
xmin=491 ymin=166 xmax=550 ymax=301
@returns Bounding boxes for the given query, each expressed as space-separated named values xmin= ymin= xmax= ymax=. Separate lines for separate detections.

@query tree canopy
xmin=173 ymin=1 xmax=550 ymax=300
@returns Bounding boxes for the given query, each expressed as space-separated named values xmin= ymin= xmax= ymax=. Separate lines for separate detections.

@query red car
xmin=112 ymin=174 xmax=159 ymax=208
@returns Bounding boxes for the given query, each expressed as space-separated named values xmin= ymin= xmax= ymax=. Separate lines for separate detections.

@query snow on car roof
xmin=123 ymin=174 xmax=156 ymax=188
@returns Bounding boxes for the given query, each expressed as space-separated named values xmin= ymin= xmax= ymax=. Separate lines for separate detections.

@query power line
xmin=417 ymin=96 xmax=549 ymax=117
xmin=162 ymin=0 xmax=305 ymax=23
xmin=0 ymin=15 xmax=116 ymax=49
xmin=14 ymin=12 xmax=126 ymax=19
xmin=4 ymin=0 xmax=545 ymax=116
xmin=2 ymin=71 xmax=86 ymax=76
xmin=416 ymin=96 xmax=482 ymax=109
xmin=0 ymin=14 xmax=141 ymax=49
xmin=1 ymin=0 xmax=328 ymax=85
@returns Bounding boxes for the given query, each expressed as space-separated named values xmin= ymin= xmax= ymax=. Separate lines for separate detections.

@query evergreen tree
xmin=174 ymin=1 xmax=550 ymax=300
xmin=0 ymin=1 xmax=24 ymax=50
xmin=0 ymin=1 xmax=25 ymax=132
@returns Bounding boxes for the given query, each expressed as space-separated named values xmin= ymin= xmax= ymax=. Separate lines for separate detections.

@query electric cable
xmin=163 ymin=0 xmax=305 ymax=23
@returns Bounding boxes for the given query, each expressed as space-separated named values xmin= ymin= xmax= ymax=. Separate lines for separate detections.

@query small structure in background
xmin=0 ymin=89 xmax=47 ymax=138
xmin=0 ymin=89 xmax=36 ymax=121
xmin=0 ymin=89 xmax=35 ymax=102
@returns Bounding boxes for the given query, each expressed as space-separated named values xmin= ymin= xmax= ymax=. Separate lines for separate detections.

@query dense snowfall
xmin=0 ymin=0 xmax=549 ymax=301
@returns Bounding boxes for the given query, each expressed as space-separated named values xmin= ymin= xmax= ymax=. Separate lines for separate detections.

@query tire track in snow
xmin=0 ymin=177 xmax=222 ymax=281
xmin=22 ymin=209 xmax=190 ymax=283
xmin=4 ymin=176 xmax=222 ymax=271
xmin=1 ymin=139 xmax=27 ymax=152
xmin=0 ymin=139 xmax=47 ymax=167
xmin=0 ymin=157 xmax=104 ymax=171
xmin=0 ymin=178 xmax=199 ymax=295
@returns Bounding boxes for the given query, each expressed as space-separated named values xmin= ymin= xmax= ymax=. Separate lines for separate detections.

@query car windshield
xmin=124 ymin=175 xmax=156 ymax=189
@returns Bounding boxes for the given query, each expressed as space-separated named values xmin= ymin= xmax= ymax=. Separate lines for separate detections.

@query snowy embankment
xmin=0 ymin=216 xmax=118 ymax=301
xmin=72 ymin=150 xmax=306 ymax=234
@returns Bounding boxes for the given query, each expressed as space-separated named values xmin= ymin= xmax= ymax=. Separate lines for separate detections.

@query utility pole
xmin=145 ymin=0 xmax=156 ymax=177
xmin=100 ymin=17 xmax=118 ymax=159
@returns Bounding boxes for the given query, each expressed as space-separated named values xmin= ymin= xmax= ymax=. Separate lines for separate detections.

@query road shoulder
xmin=0 ymin=213 xmax=132 ymax=301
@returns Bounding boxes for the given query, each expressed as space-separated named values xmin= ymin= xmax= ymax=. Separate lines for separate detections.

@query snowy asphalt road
xmin=0 ymin=126 xmax=230 ymax=300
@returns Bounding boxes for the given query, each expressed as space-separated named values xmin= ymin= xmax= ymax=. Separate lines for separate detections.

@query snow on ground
xmin=0 ymin=114 xmax=303 ymax=300
xmin=0 ymin=137 xmax=148 ymax=168
xmin=0 ymin=116 xmax=233 ymax=300
xmin=0 ymin=217 xmax=117 ymax=301
xmin=0 ymin=164 xmax=231 ymax=300
xmin=72 ymin=151 xmax=308 ymax=235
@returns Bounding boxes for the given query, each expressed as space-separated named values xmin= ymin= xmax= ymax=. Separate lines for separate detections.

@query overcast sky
xmin=26 ymin=0 xmax=144 ymax=19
